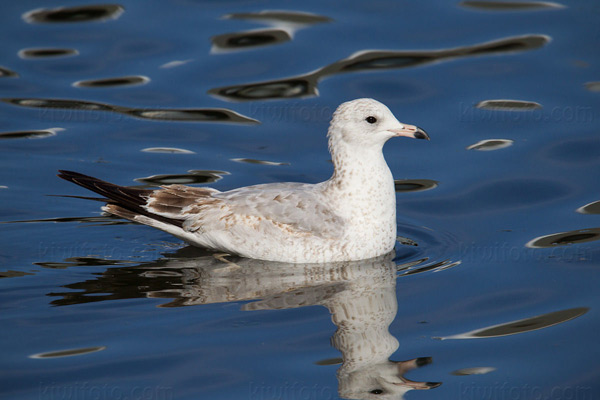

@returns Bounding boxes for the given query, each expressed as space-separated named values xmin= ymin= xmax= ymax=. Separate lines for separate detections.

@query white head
xmin=328 ymin=98 xmax=429 ymax=150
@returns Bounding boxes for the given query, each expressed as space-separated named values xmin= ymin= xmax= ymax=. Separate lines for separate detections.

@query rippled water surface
xmin=1 ymin=1 xmax=599 ymax=399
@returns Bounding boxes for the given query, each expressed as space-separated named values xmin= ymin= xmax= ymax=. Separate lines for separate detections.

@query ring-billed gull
xmin=58 ymin=98 xmax=429 ymax=263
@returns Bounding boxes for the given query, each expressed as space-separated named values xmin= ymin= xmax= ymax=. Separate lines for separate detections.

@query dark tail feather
xmin=57 ymin=170 xmax=183 ymax=228
xmin=58 ymin=170 xmax=151 ymax=208
xmin=47 ymin=194 xmax=108 ymax=202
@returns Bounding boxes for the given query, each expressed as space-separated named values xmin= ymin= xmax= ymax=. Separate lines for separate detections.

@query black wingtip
xmin=55 ymin=169 xmax=183 ymax=228
xmin=58 ymin=170 xmax=86 ymax=183
xmin=58 ymin=170 xmax=89 ymax=180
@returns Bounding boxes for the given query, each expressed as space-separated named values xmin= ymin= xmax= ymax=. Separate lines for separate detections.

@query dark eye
xmin=370 ymin=389 xmax=384 ymax=395
xmin=366 ymin=116 xmax=377 ymax=124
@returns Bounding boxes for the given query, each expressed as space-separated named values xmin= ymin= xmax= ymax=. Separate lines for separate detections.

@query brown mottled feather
xmin=145 ymin=185 xmax=218 ymax=217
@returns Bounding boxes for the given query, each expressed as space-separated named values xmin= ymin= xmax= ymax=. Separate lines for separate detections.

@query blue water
xmin=1 ymin=1 xmax=599 ymax=399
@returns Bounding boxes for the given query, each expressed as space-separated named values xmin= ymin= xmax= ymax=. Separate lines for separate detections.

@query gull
xmin=58 ymin=98 xmax=429 ymax=263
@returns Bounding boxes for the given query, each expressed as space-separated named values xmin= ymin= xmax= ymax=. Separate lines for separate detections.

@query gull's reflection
xmin=49 ymin=248 xmax=441 ymax=399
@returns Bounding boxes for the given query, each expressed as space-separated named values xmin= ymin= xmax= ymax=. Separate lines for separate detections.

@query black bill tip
xmin=414 ymin=127 xmax=430 ymax=140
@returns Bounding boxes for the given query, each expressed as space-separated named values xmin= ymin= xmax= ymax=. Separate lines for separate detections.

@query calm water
xmin=1 ymin=1 xmax=599 ymax=399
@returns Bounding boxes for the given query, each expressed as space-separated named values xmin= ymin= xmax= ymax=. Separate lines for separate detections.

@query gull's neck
xmin=322 ymin=130 xmax=397 ymax=245
xmin=325 ymin=134 xmax=394 ymax=196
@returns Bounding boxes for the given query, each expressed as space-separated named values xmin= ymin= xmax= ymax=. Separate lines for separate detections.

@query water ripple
xmin=466 ymin=139 xmax=513 ymax=151
xmin=73 ymin=75 xmax=150 ymax=88
xmin=526 ymin=227 xmax=600 ymax=248
xmin=577 ymin=201 xmax=600 ymax=214
xmin=0 ymin=66 xmax=18 ymax=77
xmin=135 ymin=170 xmax=229 ymax=185
xmin=37 ymin=257 xmax=133 ymax=269
xmin=0 ymin=127 xmax=64 ymax=140
xmin=18 ymin=48 xmax=79 ymax=59
xmin=23 ymin=4 xmax=124 ymax=24
xmin=398 ymin=258 xmax=461 ymax=276
xmin=452 ymin=367 xmax=496 ymax=376
xmin=1 ymin=97 xmax=259 ymax=124
xmin=212 ymin=29 xmax=292 ymax=52
xmin=224 ymin=10 xmax=332 ymax=25
xmin=404 ymin=178 xmax=570 ymax=216
xmin=394 ymin=179 xmax=438 ymax=192
xmin=459 ymin=1 xmax=565 ymax=11
xmin=209 ymin=34 xmax=550 ymax=101
xmin=231 ymin=158 xmax=289 ymax=166
xmin=440 ymin=307 xmax=588 ymax=339
xmin=29 ymin=346 xmax=106 ymax=358
xmin=476 ymin=99 xmax=542 ymax=110
xmin=0 ymin=270 xmax=34 ymax=279
xmin=212 ymin=11 xmax=332 ymax=53
xmin=141 ymin=147 xmax=195 ymax=154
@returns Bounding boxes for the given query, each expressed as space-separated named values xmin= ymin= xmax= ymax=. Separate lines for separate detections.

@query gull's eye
xmin=370 ymin=389 xmax=384 ymax=395
xmin=366 ymin=116 xmax=377 ymax=124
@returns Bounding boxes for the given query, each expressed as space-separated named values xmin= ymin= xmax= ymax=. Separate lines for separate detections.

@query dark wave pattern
xmin=135 ymin=170 xmax=229 ymax=185
xmin=30 ymin=346 xmax=106 ymax=359
xmin=212 ymin=10 xmax=332 ymax=52
xmin=0 ymin=127 xmax=63 ymax=140
xmin=0 ymin=270 xmax=34 ymax=279
xmin=18 ymin=48 xmax=79 ymax=59
xmin=459 ymin=1 xmax=564 ymax=11
xmin=22 ymin=4 xmax=124 ymax=24
xmin=224 ymin=10 xmax=333 ymax=25
xmin=441 ymin=307 xmax=588 ymax=339
xmin=37 ymin=257 xmax=133 ymax=270
xmin=231 ymin=158 xmax=289 ymax=166
xmin=466 ymin=139 xmax=513 ymax=151
xmin=1 ymin=98 xmax=259 ymax=124
xmin=526 ymin=227 xmax=600 ymax=248
xmin=73 ymin=75 xmax=149 ymax=88
xmin=397 ymin=258 xmax=460 ymax=276
xmin=577 ymin=201 xmax=600 ymax=214
xmin=394 ymin=179 xmax=438 ymax=192
xmin=0 ymin=66 xmax=18 ymax=77
xmin=209 ymin=34 xmax=550 ymax=101
xmin=476 ymin=99 xmax=542 ymax=110
xmin=212 ymin=29 xmax=292 ymax=52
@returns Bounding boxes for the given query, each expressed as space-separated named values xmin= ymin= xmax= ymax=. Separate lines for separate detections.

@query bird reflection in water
xmin=48 ymin=249 xmax=441 ymax=399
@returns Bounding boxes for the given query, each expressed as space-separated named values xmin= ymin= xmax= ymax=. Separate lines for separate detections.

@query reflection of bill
xmin=49 ymin=250 xmax=441 ymax=399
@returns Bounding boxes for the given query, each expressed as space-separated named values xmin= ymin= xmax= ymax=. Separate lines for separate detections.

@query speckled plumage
xmin=59 ymin=98 xmax=428 ymax=263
